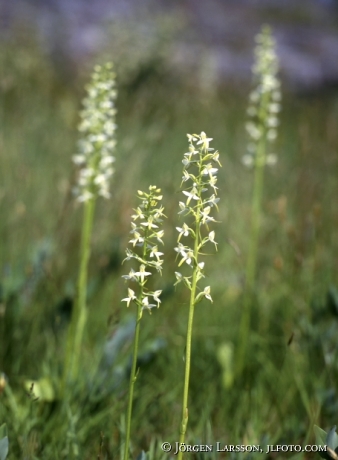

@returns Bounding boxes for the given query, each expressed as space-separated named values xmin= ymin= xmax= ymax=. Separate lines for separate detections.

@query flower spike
xmin=175 ymin=132 xmax=221 ymax=458
xmin=122 ymin=186 xmax=165 ymax=460
xmin=73 ymin=63 xmax=117 ymax=202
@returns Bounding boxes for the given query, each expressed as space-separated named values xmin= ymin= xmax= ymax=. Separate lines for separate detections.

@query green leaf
xmin=217 ymin=342 xmax=234 ymax=389
xmin=0 ymin=426 xmax=6 ymax=440
xmin=194 ymin=292 xmax=204 ymax=305
xmin=326 ymin=426 xmax=338 ymax=451
xmin=314 ymin=425 xmax=327 ymax=446
xmin=314 ymin=426 xmax=338 ymax=460
xmin=136 ymin=451 xmax=147 ymax=460
xmin=327 ymin=287 xmax=338 ymax=317
xmin=24 ymin=377 xmax=55 ymax=402
xmin=183 ymin=277 xmax=192 ymax=290
xmin=0 ymin=436 xmax=9 ymax=460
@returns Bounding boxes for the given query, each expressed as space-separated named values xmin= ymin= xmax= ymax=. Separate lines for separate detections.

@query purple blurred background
xmin=1 ymin=0 xmax=338 ymax=91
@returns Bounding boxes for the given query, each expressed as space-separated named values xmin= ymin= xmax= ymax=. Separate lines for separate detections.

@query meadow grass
xmin=0 ymin=25 xmax=338 ymax=459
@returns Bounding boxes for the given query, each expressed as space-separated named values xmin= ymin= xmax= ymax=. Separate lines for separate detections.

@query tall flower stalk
xmin=175 ymin=132 xmax=221 ymax=458
xmin=63 ymin=63 xmax=117 ymax=388
xmin=122 ymin=186 xmax=165 ymax=460
xmin=236 ymin=26 xmax=281 ymax=376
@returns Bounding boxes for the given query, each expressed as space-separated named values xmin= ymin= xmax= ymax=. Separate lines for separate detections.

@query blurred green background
xmin=1 ymin=1 xmax=338 ymax=458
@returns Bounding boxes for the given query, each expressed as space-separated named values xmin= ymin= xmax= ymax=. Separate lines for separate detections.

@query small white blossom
xmin=201 ymin=164 xmax=218 ymax=178
xmin=175 ymin=243 xmax=194 ymax=267
xmin=178 ymin=201 xmax=188 ymax=214
xmin=250 ymin=90 xmax=260 ymax=103
xmin=140 ymin=216 xmax=159 ymax=230
xmin=187 ymin=134 xmax=198 ymax=143
xmin=184 ymin=144 xmax=199 ymax=157
xmin=208 ymin=231 xmax=218 ymax=249
xmin=154 ymin=230 xmax=164 ymax=245
xmin=141 ymin=297 xmax=156 ymax=312
xmin=151 ymin=260 xmax=164 ymax=273
xmin=149 ymin=246 xmax=164 ymax=261
xmin=174 ymin=271 xmax=183 ymax=285
xmin=211 ymin=151 xmax=221 ymax=165
xmin=134 ymin=265 xmax=152 ymax=283
xmin=154 ymin=206 xmax=165 ymax=219
xmin=176 ymin=223 xmax=191 ymax=241
xmin=247 ymin=106 xmax=257 ymax=116
xmin=152 ymin=290 xmax=162 ymax=307
xmin=122 ymin=269 xmax=137 ymax=281
xmin=182 ymin=170 xmax=191 ymax=183
xmin=129 ymin=231 xmax=144 ymax=247
xmin=205 ymin=194 xmax=220 ymax=209
xmin=72 ymin=154 xmax=85 ymax=165
xmin=77 ymin=190 xmax=94 ymax=203
xmin=267 ymin=116 xmax=279 ymax=128
xmin=266 ymin=153 xmax=277 ymax=165
xmin=246 ymin=122 xmax=261 ymax=141
xmin=199 ymin=206 xmax=216 ymax=225
xmin=208 ymin=175 xmax=218 ymax=192
xmin=182 ymin=188 xmax=199 ymax=204
xmin=197 ymin=131 xmax=213 ymax=150
xmin=131 ymin=207 xmax=145 ymax=221
xmin=203 ymin=286 xmax=213 ymax=302
xmin=121 ymin=288 xmax=136 ymax=307
xmin=100 ymin=156 xmax=115 ymax=167
xmin=267 ymin=129 xmax=277 ymax=141
xmin=242 ymin=154 xmax=254 ymax=168
xmin=269 ymin=103 xmax=281 ymax=113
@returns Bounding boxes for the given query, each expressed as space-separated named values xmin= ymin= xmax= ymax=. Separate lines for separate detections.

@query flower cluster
xmin=174 ymin=132 xmax=221 ymax=304
xmin=122 ymin=186 xmax=165 ymax=316
xmin=73 ymin=63 xmax=117 ymax=202
xmin=243 ymin=26 xmax=281 ymax=168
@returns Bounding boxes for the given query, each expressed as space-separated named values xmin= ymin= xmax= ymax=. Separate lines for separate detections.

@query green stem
xmin=123 ymin=302 xmax=143 ymax=460
xmin=246 ymin=140 xmax=266 ymax=292
xmin=236 ymin=135 xmax=266 ymax=377
xmin=178 ymin=215 xmax=200 ymax=460
xmin=63 ymin=197 xmax=96 ymax=392
xmin=124 ymin=226 xmax=149 ymax=460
